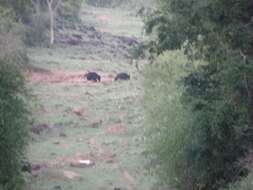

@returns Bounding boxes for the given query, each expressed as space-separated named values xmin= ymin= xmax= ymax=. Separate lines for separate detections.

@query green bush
xmin=0 ymin=61 xmax=29 ymax=190
xmin=24 ymin=12 xmax=49 ymax=46
xmin=0 ymin=6 xmax=30 ymax=189
xmin=0 ymin=0 xmax=32 ymax=23
xmin=144 ymin=0 xmax=253 ymax=190
xmin=58 ymin=0 xmax=84 ymax=21
xmin=179 ymin=55 xmax=253 ymax=190
xmin=0 ymin=6 xmax=28 ymax=64
xmin=222 ymin=174 xmax=253 ymax=190
xmin=144 ymin=50 xmax=196 ymax=189
xmin=144 ymin=49 xmax=253 ymax=190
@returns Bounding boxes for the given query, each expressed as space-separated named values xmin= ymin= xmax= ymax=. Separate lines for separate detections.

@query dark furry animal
xmin=85 ymin=72 xmax=101 ymax=82
xmin=115 ymin=73 xmax=130 ymax=81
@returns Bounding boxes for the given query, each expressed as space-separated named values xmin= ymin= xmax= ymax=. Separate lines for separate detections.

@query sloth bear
xmin=85 ymin=72 xmax=101 ymax=82
xmin=115 ymin=73 xmax=130 ymax=81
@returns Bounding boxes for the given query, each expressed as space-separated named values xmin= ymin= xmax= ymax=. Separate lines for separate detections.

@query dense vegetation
xmin=144 ymin=0 xmax=253 ymax=190
xmin=0 ymin=0 xmax=84 ymax=189
xmin=0 ymin=7 xmax=30 ymax=190
xmin=0 ymin=62 xmax=29 ymax=190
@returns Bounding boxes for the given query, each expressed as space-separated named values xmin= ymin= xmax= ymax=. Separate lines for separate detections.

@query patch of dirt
xmin=26 ymin=65 xmax=53 ymax=74
xmin=90 ymin=119 xmax=103 ymax=128
xmin=28 ymin=68 xmax=115 ymax=84
xmin=72 ymin=107 xmax=85 ymax=116
xmin=36 ymin=153 xmax=94 ymax=168
xmin=32 ymin=147 xmax=116 ymax=174
xmin=106 ymin=123 xmax=127 ymax=135
xmin=88 ymin=137 xmax=117 ymax=164
xmin=63 ymin=170 xmax=83 ymax=180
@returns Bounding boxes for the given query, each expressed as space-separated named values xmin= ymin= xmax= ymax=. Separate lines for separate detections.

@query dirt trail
xmin=27 ymin=4 xmax=153 ymax=190
xmin=28 ymin=68 xmax=114 ymax=83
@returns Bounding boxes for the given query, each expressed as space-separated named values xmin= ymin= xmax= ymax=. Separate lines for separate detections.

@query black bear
xmin=115 ymin=73 xmax=130 ymax=81
xmin=85 ymin=72 xmax=101 ymax=82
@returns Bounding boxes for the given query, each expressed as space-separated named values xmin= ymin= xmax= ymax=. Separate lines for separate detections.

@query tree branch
xmin=46 ymin=0 xmax=50 ymax=5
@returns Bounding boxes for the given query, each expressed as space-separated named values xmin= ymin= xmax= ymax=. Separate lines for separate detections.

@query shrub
xmin=222 ymin=173 xmax=253 ymax=190
xmin=144 ymin=50 xmax=196 ymax=189
xmin=144 ymin=49 xmax=253 ymax=190
xmin=0 ymin=61 xmax=29 ymax=190
xmin=0 ymin=0 xmax=32 ymax=23
xmin=0 ymin=6 xmax=30 ymax=190
xmin=0 ymin=6 xmax=28 ymax=64
xmin=58 ymin=0 xmax=84 ymax=22
xmin=179 ymin=57 xmax=253 ymax=190
xmin=144 ymin=0 xmax=253 ymax=190
xmin=24 ymin=12 xmax=49 ymax=46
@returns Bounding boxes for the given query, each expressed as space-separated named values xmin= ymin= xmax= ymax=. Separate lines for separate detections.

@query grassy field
xmin=25 ymin=4 xmax=155 ymax=190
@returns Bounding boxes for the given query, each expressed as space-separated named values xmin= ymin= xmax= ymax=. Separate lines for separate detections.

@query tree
xmin=46 ymin=0 xmax=61 ymax=45
xmin=0 ymin=0 xmax=32 ymax=22
xmin=145 ymin=0 xmax=253 ymax=190
xmin=0 ymin=7 xmax=29 ymax=190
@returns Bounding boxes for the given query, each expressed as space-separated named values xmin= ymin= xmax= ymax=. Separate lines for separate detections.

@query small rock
xmin=67 ymin=37 xmax=81 ymax=45
xmin=59 ymin=132 xmax=67 ymax=137
xmin=114 ymin=187 xmax=128 ymax=190
xmin=72 ymin=34 xmax=82 ymax=40
xmin=54 ymin=185 xmax=62 ymax=190
xmin=73 ymin=107 xmax=85 ymax=116
xmin=63 ymin=170 xmax=82 ymax=180
xmin=31 ymin=124 xmax=50 ymax=135
xmin=91 ymin=120 xmax=102 ymax=128
xmin=31 ymin=164 xmax=42 ymax=171
xmin=70 ymin=160 xmax=95 ymax=168
xmin=77 ymin=138 xmax=84 ymax=142
xmin=88 ymin=26 xmax=96 ymax=32
xmin=106 ymin=159 xmax=114 ymax=164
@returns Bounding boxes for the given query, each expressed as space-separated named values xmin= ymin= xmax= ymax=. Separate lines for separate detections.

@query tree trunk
xmin=46 ymin=0 xmax=61 ymax=45
xmin=49 ymin=6 xmax=54 ymax=45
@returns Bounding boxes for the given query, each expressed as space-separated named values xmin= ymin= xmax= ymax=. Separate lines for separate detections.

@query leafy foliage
xmin=0 ymin=0 xmax=32 ymax=23
xmin=0 ymin=5 xmax=30 ymax=189
xmin=58 ymin=0 xmax=84 ymax=21
xmin=0 ymin=61 xmax=29 ymax=190
xmin=0 ymin=0 xmax=85 ymax=46
xmin=24 ymin=11 xmax=49 ymax=46
xmin=223 ymin=173 xmax=253 ymax=190
xmin=144 ymin=0 xmax=253 ymax=190
xmin=0 ymin=6 xmax=28 ymax=65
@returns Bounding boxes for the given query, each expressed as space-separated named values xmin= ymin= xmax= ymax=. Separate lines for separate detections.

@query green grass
xmin=81 ymin=5 xmax=145 ymax=38
xmin=26 ymin=5 xmax=155 ymax=190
